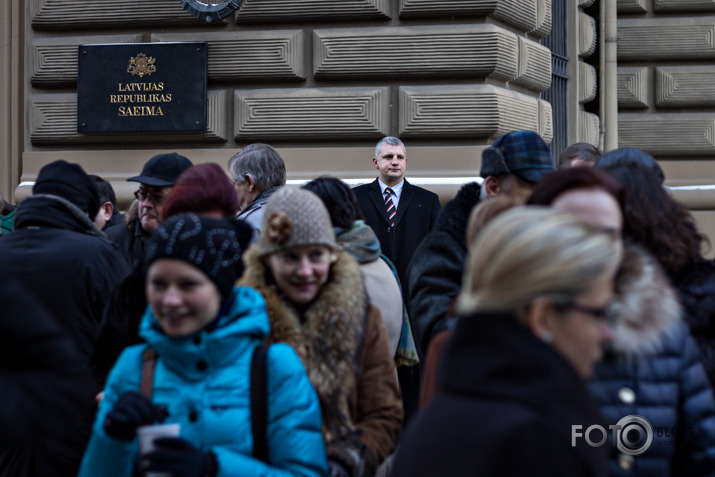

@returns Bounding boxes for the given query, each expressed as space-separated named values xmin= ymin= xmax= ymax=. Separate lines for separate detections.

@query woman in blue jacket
xmin=79 ymin=213 xmax=328 ymax=477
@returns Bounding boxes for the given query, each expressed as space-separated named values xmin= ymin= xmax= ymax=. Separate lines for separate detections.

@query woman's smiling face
xmin=265 ymin=245 xmax=332 ymax=306
xmin=146 ymin=258 xmax=221 ymax=337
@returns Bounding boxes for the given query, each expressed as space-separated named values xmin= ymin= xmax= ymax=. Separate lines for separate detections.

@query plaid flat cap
xmin=480 ymin=131 xmax=555 ymax=183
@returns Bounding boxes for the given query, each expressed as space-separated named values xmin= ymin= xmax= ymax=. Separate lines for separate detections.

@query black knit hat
xmin=144 ymin=213 xmax=253 ymax=300
xmin=127 ymin=153 xmax=193 ymax=187
xmin=33 ymin=160 xmax=101 ymax=219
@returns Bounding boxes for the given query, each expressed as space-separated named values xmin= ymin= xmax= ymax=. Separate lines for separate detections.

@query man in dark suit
xmin=353 ymin=136 xmax=441 ymax=288
xmin=353 ymin=137 xmax=441 ymax=427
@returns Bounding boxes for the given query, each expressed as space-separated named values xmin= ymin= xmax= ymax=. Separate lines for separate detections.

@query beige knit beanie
xmin=257 ymin=186 xmax=336 ymax=256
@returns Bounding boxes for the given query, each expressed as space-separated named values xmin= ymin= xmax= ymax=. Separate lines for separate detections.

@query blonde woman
xmin=393 ymin=207 xmax=618 ymax=477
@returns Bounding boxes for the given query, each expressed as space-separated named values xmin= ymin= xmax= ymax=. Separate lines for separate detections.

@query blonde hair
xmin=456 ymin=207 xmax=620 ymax=315
xmin=466 ymin=195 xmax=527 ymax=248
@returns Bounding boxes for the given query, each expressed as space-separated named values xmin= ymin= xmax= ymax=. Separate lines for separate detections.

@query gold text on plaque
xmin=127 ymin=53 xmax=156 ymax=78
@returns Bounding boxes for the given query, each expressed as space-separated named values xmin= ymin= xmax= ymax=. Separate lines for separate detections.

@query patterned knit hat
xmin=257 ymin=187 xmax=336 ymax=256
xmin=145 ymin=213 xmax=252 ymax=299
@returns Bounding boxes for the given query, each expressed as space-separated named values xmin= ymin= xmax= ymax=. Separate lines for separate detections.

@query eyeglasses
xmin=134 ymin=189 xmax=166 ymax=204
xmin=563 ymin=301 xmax=615 ymax=324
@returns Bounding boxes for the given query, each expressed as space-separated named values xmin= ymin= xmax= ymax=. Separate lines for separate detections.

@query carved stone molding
xmin=398 ymin=0 xmax=550 ymax=37
xmin=579 ymin=61 xmax=598 ymax=104
xmin=579 ymin=111 xmax=600 ymax=146
xmin=31 ymin=0 xmax=203 ymax=30
xmin=398 ymin=84 xmax=552 ymax=142
xmin=618 ymin=18 xmax=715 ymax=60
xmin=236 ymin=0 xmax=390 ymax=23
xmin=399 ymin=0 xmax=496 ymax=18
xmin=30 ymin=91 xmax=227 ymax=145
xmin=152 ymin=31 xmax=305 ymax=82
xmin=656 ymin=66 xmax=715 ymax=107
xmin=234 ymin=87 xmax=389 ymax=140
xmin=655 ymin=0 xmax=715 ymax=12
xmin=31 ymin=35 xmax=142 ymax=87
xmin=617 ymin=0 xmax=648 ymax=13
xmin=617 ymin=67 xmax=649 ymax=109
xmin=619 ymin=113 xmax=715 ymax=155
xmin=579 ymin=13 xmax=597 ymax=58
xmin=314 ymin=25 xmax=519 ymax=82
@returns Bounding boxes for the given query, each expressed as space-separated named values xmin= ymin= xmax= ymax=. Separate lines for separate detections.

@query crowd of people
xmin=2 ymin=131 xmax=715 ymax=477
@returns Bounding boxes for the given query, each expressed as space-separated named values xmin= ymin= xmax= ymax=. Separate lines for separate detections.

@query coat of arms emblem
xmin=127 ymin=53 xmax=156 ymax=78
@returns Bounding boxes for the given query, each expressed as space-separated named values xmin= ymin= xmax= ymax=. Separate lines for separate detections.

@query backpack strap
xmin=250 ymin=344 xmax=269 ymax=463
xmin=140 ymin=346 xmax=157 ymax=399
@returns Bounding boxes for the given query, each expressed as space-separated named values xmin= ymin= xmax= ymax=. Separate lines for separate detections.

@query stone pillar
xmin=0 ymin=0 xmax=24 ymax=202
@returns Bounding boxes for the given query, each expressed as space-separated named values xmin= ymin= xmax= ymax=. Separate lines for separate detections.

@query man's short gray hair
xmin=228 ymin=143 xmax=287 ymax=192
xmin=375 ymin=136 xmax=406 ymax=158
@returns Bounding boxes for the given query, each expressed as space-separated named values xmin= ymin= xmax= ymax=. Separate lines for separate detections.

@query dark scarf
xmin=334 ymin=220 xmax=381 ymax=264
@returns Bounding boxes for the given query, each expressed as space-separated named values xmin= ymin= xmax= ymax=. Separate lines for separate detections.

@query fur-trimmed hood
xmin=123 ymin=199 xmax=140 ymax=231
xmin=238 ymin=245 xmax=368 ymax=443
xmin=610 ymin=243 xmax=682 ymax=357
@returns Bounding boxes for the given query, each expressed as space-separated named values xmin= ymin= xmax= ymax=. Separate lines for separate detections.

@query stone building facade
xmin=2 ymin=0 xmax=715 ymax=245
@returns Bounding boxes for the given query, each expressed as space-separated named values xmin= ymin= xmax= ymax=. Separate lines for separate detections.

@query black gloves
xmin=103 ymin=391 xmax=168 ymax=440
xmin=144 ymin=437 xmax=217 ymax=477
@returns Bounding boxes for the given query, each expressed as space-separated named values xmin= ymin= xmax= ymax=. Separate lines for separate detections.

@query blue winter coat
xmin=588 ymin=246 xmax=715 ymax=476
xmin=79 ymin=286 xmax=328 ymax=477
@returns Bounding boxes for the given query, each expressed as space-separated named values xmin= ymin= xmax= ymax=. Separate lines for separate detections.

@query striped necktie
xmin=384 ymin=187 xmax=396 ymax=227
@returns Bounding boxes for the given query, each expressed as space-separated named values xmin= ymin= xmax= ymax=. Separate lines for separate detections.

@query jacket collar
xmin=609 ymin=243 xmax=681 ymax=357
xmin=15 ymin=194 xmax=106 ymax=238
xmin=138 ymin=286 xmax=269 ymax=381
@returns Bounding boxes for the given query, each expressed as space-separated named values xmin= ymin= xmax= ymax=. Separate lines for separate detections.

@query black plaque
xmin=77 ymin=42 xmax=207 ymax=133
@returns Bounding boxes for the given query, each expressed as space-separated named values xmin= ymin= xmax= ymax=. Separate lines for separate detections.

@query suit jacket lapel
xmin=368 ymin=179 xmax=391 ymax=225
xmin=394 ymin=180 xmax=414 ymax=227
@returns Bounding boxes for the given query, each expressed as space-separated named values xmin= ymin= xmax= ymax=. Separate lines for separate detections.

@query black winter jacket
xmin=105 ymin=200 xmax=151 ymax=270
xmin=393 ymin=312 xmax=609 ymax=477
xmin=0 ymin=282 xmax=94 ymax=477
xmin=405 ymin=182 xmax=480 ymax=354
xmin=589 ymin=245 xmax=715 ymax=477
xmin=0 ymin=196 xmax=129 ymax=363
xmin=670 ymin=260 xmax=715 ymax=387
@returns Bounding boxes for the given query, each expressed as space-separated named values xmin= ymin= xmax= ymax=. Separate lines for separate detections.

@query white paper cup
xmin=138 ymin=423 xmax=181 ymax=477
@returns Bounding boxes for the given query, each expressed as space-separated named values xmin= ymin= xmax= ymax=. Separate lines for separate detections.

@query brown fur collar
xmin=124 ymin=199 xmax=139 ymax=231
xmin=611 ymin=244 xmax=681 ymax=357
xmin=239 ymin=245 xmax=367 ymax=443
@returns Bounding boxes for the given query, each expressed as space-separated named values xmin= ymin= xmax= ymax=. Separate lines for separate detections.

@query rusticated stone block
xmin=31 ymin=35 xmax=142 ymax=87
xmin=618 ymin=18 xmax=715 ymax=60
xmin=579 ymin=62 xmax=598 ymax=103
xmin=511 ymin=37 xmax=552 ymax=92
xmin=538 ymin=99 xmax=553 ymax=143
xmin=398 ymin=84 xmax=552 ymax=142
xmin=399 ymin=0 xmax=496 ymax=18
xmin=30 ymin=91 xmax=228 ymax=145
xmin=236 ymin=0 xmax=389 ymax=23
xmin=655 ymin=0 xmax=715 ymax=12
xmin=234 ymin=87 xmax=389 ymax=140
xmin=618 ymin=67 xmax=649 ymax=109
xmin=314 ymin=25 xmax=518 ymax=82
xmin=619 ymin=113 xmax=715 ymax=155
xmin=618 ymin=0 xmax=648 ymax=13
xmin=656 ymin=66 xmax=715 ymax=107
xmin=579 ymin=111 xmax=600 ymax=146
xmin=398 ymin=0 xmax=551 ymax=37
xmin=31 ymin=0 xmax=203 ymax=30
xmin=579 ymin=13 xmax=597 ymax=58
xmin=152 ymin=31 xmax=305 ymax=82
xmin=532 ymin=0 xmax=553 ymax=38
